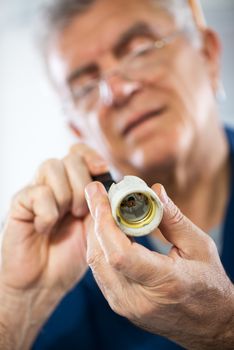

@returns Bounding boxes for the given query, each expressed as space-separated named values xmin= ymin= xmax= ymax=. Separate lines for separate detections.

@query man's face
xmin=48 ymin=0 xmax=217 ymax=180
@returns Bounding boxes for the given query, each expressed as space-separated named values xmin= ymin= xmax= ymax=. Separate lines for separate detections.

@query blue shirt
xmin=33 ymin=127 xmax=234 ymax=350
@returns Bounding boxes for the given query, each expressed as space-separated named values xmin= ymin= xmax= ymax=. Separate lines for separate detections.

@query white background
xmin=0 ymin=0 xmax=234 ymax=218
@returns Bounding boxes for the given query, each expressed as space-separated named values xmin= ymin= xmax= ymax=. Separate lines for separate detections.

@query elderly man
xmin=0 ymin=0 xmax=233 ymax=349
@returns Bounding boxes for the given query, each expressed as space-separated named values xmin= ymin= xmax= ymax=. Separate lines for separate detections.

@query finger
xmin=63 ymin=153 xmax=92 ymax=217
xmin=86 ymin=215 xmax=125 ymax=306
xmin=70 ymin=143 xmax=109 ymax=175
xmin=152 ymin=184 xmax=214 ymax=257
xmin=85 ymin=181 xmax=131 ymax=256
xmin=85 ymin=182 xmax=173 ymax=284
xmin=10 ymin=185 xmax=59 ymax=235
xmin=35 ymin=159 xmax=72 ymax=217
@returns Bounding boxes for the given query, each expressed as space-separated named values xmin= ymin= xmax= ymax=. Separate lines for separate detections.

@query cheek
xmin=168 ymin=49 xmax=214 ymax=128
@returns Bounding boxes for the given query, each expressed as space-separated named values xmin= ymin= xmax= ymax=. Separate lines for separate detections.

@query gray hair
xmin=152 ymin=0 xmax=201 ymax=45
xmin=38 ymin=0 xmax=201 ymax=54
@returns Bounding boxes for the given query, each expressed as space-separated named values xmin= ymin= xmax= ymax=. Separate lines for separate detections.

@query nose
xmin=100 ymin=74 xmax=141 ymax=108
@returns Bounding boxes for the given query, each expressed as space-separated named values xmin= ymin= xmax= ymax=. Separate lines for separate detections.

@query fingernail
xmin=94 ymin=159 xmax=108 ymax=166
xmin=85 ymin=182 xmax=98 ymax=201
xmin=85 ymin=183 xmax=99 ymax=218
xmin=159 ymin=185 xmax=169 ymax=205
xmin=91 ymin=160 xmax=109 ymax=173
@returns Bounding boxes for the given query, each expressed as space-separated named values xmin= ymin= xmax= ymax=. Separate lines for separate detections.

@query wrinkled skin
xmin=85 ymin=181 xmax=234 ymax=350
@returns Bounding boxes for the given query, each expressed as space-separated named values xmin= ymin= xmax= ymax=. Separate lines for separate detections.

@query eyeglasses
xmin=188 ymin=0 xmax=206 ymax=28
xmin=70 ymin=30 xmax=183 ymax=111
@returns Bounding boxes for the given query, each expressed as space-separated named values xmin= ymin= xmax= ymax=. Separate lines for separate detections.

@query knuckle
xmin=167 ymin=200 xmax=184 ymax=226
xmin=69 ymin=143 xmax=87 ymax=155
xmin=134 ymin=301 xmax=154 ymax=320
xmin=36 ymin=158 xmax=61 ymax=182
xmin=86 ymin=251 xmax=103 ymax=268
xmin=63 ymin=152 xmax=82 ymax=166
xmin=70 ymin=144 xmax=98 ymax=163
xmin=11 ymin=186 xmax=29 ymax=206
xmin=43 ymin=211 xmax=59 ymax=227
xmin=110 ymin=302 xmax=123 ymax=317
xmin=39 ymin=158 xmax=61 ymax=173
xmin=203 ymin=235 xmax=217 ymax=256
xmin=36 ymin=185 xmax=52 ymax=200
xmin=10 ymin=186 xmax=38 ymax=217
xmin=107 ymin=251 xmax=126 ymax=270
xmin=71 ymin=144 xmax=105 ymax=164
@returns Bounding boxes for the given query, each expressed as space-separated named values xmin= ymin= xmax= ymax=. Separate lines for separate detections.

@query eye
xmin=131 ymin=43 xmax=154 ymax=57
xmin=80 ymin=83 xmax=96 ymax=97
xmin=72 ymin=80 xmax=98 ymax=99
xmin=127 ymin=36 xmax=154 ymax=52
xmin=69 ymin=65 xmax=100 ymax=99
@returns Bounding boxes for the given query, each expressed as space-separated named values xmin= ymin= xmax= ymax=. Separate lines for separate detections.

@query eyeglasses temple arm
xmin=188 ymin=0 xmax=206 ymax=28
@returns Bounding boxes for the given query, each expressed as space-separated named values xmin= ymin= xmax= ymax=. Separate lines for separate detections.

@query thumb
xmin=152 ymin=184 xmax=209 ymax=257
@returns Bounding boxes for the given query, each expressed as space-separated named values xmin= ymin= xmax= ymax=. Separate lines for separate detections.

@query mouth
xmin=122 ymin=106 xmax=167 ymax=137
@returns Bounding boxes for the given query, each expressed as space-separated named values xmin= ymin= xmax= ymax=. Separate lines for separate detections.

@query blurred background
xmin=0 ymin=0 xmax=234 ymax=218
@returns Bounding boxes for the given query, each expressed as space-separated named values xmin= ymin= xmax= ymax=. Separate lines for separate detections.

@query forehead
xmin=48 ymin=0 xmax=176 ymax=84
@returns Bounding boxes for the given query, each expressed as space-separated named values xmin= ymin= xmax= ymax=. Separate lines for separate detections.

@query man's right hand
xmin=0 ymin=144 xmax=109 ymax=350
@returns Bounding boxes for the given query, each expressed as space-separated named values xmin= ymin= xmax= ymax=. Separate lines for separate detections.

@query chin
xmin=127 ymin=131 xmax=188 ymax=176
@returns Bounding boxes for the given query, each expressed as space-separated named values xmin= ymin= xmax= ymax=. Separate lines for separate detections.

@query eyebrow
xmin=67 ymin=64 xmax=98 ymax=85
xmin=67 ymin=21 xmax=156 ymax=84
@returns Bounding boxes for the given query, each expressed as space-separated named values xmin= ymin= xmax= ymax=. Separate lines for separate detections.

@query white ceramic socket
xmin=108 ymin=176 xmax=163 ymax=237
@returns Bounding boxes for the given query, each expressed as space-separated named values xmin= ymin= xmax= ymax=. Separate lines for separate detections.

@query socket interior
xmin=117 ymin=192 xmax=156 ymax=228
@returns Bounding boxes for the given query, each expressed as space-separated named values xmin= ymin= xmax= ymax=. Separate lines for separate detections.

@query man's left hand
xmin=85 ymin=182 xmax=234 ymax=350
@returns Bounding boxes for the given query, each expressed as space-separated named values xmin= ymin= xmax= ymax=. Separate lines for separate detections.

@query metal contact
xmin=117 ymin=192 xmax=156 ymax=229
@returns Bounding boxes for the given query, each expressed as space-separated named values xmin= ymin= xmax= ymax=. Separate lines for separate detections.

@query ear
xmin=200 ymin=28 xmax=222 ymax=91
xmin=68 ymin=121 xmax=84 ymax=140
